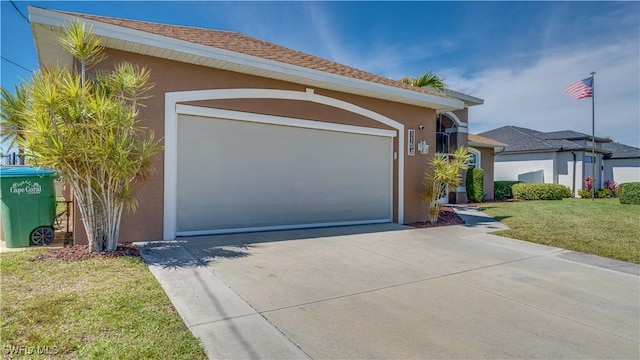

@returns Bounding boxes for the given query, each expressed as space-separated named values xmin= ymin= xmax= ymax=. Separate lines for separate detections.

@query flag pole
xmin=590 ymin=71 xmax=596 ymax=201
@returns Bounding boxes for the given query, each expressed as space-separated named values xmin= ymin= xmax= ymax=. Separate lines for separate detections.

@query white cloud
xmin=191 ymin=2 xmax=640 ymax=148
xmin=445 ymin=41 xmax=640 ymax=147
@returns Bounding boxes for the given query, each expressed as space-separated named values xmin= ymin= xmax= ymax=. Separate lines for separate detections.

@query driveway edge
xmin=137 ymin=241 xmax=310 ymax=360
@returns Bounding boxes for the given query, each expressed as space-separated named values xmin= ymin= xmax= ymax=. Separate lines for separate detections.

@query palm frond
xmin=398 ymin=71 xmax=446 ymax=92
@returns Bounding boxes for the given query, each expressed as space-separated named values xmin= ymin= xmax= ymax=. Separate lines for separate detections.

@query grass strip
xmin=1 ymin=250 xmax=207 ymax=359
xmin=479 ymin=198 xmax=640 ymax=263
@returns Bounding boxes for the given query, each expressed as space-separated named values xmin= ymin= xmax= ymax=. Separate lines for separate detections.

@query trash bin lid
xmin=0 ymin=166 xmax=58 ymax=178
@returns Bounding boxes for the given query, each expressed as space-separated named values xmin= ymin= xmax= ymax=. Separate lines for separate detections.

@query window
xmin=585 ymin=155 xmax=594 ymax=163
xmin=436 ymin=115 xmax=457 ymax=154
xmin=436 ymin=132 xmax=449 ymax=154
xmin=467 ymin=148 xmax=481 ymax=168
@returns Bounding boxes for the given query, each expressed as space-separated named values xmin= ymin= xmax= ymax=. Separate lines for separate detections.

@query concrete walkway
xmin=138 ymin=212 xmax=640 ymax=359
xmin=449 ymin=204 xmax=511 ymax=233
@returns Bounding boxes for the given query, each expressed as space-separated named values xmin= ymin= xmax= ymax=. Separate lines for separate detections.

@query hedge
xmin=617 ymin=182 xmax=640 ymax=205
xmin=578 ymin=188 xmax=614 ymax=199
xmin=465 ymin=168 xmax=484 ymax=203
xmin=494 ymin=181 xmax=521 ymax=201
xmin=512 ymin=183 xmax=572 ymax=200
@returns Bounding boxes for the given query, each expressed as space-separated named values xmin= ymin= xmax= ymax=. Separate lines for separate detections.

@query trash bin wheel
xmin=31 ymin=226 xmax=55 ymax=246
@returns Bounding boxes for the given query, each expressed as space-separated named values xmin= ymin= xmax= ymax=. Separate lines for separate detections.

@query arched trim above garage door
xmin=163 ymin=88 xmax=405 ymax=240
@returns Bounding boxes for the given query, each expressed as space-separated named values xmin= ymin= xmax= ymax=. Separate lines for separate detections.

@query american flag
xmin=565 ymin=77 xmax=593 ymax=99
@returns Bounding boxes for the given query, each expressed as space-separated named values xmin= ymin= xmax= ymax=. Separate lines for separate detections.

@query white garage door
xmin=175 ymin=110 xmax=394 ymax=236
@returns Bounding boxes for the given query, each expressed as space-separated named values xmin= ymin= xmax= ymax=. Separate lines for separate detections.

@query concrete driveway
xmin=139 ymin=220 xmax=640 ymax=359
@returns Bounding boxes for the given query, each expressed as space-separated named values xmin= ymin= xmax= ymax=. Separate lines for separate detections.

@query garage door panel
xmin=177 ymin=114 xmax=392 ymax=234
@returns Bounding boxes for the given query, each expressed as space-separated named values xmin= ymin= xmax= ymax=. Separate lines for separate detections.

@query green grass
xmin=0 ymin=251 xmax=207 ymax=359
xmin=479 ymin=198 xmax=640 ymax=263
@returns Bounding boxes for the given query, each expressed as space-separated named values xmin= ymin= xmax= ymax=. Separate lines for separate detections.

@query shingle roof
xmin=478 ymin=126 xmax=563 ymax=152
xmin=60 ymin=10 xmax=450 ymax=100
xmin=478 ymin=126 xmax=600 ymax=153
xmin=542 ymin=130 xmax=610 ymax=142
xmin=602 ymin=142 xmax=640 ymax=159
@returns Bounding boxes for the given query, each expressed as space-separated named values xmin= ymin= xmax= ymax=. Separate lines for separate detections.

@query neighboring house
xmin=478 ymin=126 xmax=640 ymax=196
xmin=29 ymin=7 xmax=486 ymax=243
xmin=602 ymin=142 xmax=640 ymax=184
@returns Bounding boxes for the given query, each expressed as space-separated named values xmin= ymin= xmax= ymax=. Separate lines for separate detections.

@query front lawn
xmin=0 ymin=250 xmax=207 ymax=359
xmin=479 ymin=198 xmax=640 ymax=263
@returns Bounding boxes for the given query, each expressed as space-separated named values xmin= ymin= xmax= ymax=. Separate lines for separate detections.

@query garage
xmin=174 ymin=105 xmax=395 ymax=236
xmin=30 ymin=7 xmax=479 ymax=244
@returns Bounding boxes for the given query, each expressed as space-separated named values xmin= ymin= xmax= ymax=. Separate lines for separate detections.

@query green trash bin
xmin=0 ymin=167 xmax=58 ymax=247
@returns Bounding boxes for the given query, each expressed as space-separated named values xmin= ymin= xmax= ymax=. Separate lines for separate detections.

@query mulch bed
xmin=405 ymin=206 xmax=465 ymax=228
xmin=30 ymin=243 xmax=140 ymax=262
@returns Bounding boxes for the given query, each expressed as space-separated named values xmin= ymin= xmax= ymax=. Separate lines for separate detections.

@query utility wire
xmin=1 ymin=56 xmax=33 ymax=73
xmin=9 ymin=0 xmax=29 ymax=23
xmin=4 ymin=1 xmax=32 ymax=75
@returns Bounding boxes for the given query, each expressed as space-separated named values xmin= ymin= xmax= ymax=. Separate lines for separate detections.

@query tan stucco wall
xmin=450 ymin=108 xmax=469 ymax=125
xmin=455 ymin=129 xmax=470 ymax=204
xmin=479 ymin=147 xmax=496 ymax=200
xmin=72 ymin=48 xmax=442 ymax=243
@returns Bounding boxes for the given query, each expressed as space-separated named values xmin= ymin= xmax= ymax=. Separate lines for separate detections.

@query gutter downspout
xmin=571 ymin=151 xmax=577 ymax=197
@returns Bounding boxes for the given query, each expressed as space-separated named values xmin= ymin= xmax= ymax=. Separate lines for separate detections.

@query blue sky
xmin=2 ymin=1 xmax=639 ymax=151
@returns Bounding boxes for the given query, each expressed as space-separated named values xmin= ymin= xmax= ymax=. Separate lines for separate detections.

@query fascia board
xmin=443 ymin=90 xmax=484 ymax=106
xmin=29 ymin=6 xmax=464 ymax=111
xmin=468 ymin=141 xmax=508 ymax=148
xmin=501 ymin=148 xmax=609 ymax=155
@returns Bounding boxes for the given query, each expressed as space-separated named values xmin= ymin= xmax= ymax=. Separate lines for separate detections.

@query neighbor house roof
xmin=468 ymin=134 xmax=508 ymax=148
xmin=542 ymin=130 xmax=610 ymax=142
xmin=28 ymin=6 xmax=479 ymax=112
xmin=478 ymin=126 xmax=612 ymax=154
xmin=602 ymin=142 xmax=640 ymax=159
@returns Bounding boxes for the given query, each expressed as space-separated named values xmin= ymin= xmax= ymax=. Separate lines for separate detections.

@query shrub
xmin=579 ymin=187 xmax=614 ymax=199
xmin=465 ymin=168 xmax=484 ymax=203
xmin=617 ymin=182 xmax=640 ymax=205
xmin=494 ymin=181 xmax=521 ymax=201
xmin=578 ymin=189 xmax=592 ymax=198
xmin=512 ymin=183 xmax=572 ymax=200
xmin=597 ymin=188 xmax=614 ymax=198
xmin=604 ymin=179 xmax=617 ymax=193
xmin=584 ymin=176 xmax=594 ymax=192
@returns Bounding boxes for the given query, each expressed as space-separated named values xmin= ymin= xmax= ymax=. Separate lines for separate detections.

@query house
xmin=601 ymin=142 xmax=640 ymax=184
xmin=467 ymin=134 xmax=508 ymax=201
xmin=29 ymin=7 xmax=488 ymax=243
xmin=478 ymin=126 xmax=640 ymax=196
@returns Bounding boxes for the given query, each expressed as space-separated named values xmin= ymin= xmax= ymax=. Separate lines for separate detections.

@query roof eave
xmin=29 ymin=6 xmax=464 ymax=112
xmin=443 ymin=89 xmax=484 ymax=107
xmin=610 ymin=156 xmax=640 ymax=159
xmin=498 ymin=149 xmax=560 ymax=155
xmin=468 ymin=141 xmax=507 ymax=148
xmin=500 ymin=147 xmax=611 ymax=155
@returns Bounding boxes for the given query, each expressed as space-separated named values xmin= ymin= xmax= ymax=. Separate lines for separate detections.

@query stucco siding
xmin=556 ymin=152 xmax=578 ymax=195
xmin=479 ymin=147 xmax=495 ymax=200
xmin=72 ymin=48 xmax=439 ymax=244
xmin=494 ymin=152 xmax=555 ymax=183
xmin=604 ymin=159 xmax=640 ymax=184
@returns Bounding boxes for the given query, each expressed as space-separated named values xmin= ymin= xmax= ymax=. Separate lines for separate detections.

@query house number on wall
xmin=418 ymin=140 xmax=429 ymax=154
xmin=408 ymin=129 xmax=415 ymax=156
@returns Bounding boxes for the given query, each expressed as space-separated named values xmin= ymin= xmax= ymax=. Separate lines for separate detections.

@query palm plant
xmin=2 ymin=22 xmax=161 ymax=252
xmin=399 ymin=71 xmax=446 ymax=92
xmin=1 ymin=86 xmax=29 ymax=164
xmin=420 ymin=147 xmax=471 ymax=223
